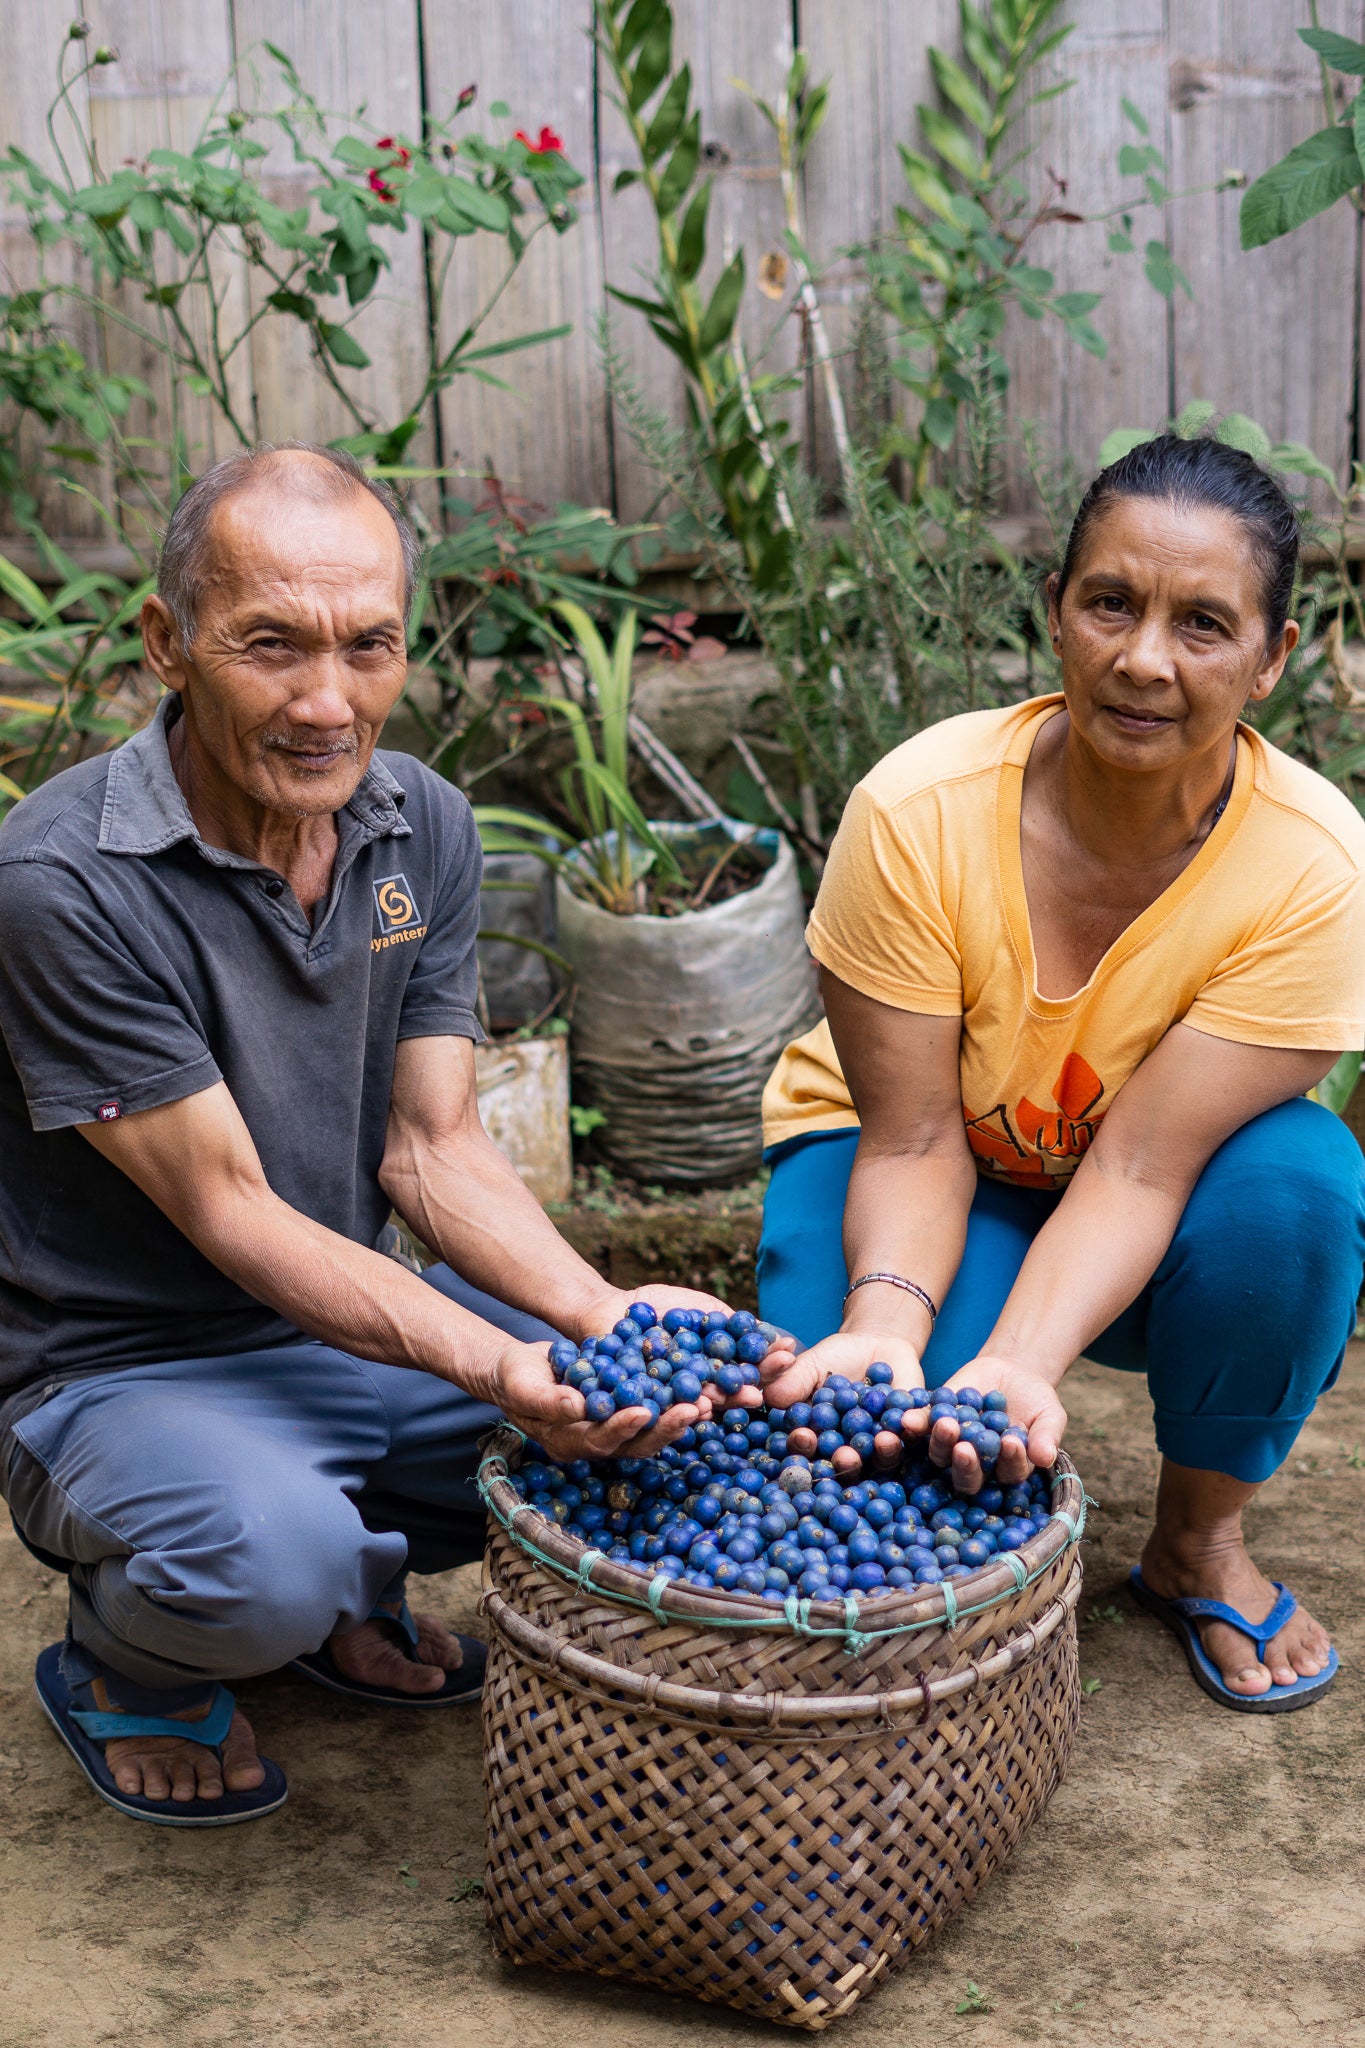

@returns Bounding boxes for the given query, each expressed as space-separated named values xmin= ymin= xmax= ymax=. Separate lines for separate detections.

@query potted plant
xmin=493 ymin=602 xmax=819 ymax=1185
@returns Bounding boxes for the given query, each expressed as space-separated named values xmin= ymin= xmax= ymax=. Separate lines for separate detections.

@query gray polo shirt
xmin=0 ymin=695 xmax=484 ymax=1431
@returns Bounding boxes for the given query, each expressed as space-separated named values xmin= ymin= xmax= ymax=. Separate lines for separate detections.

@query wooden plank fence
xmin=1 ymin=0 xmax=1361 ymax=553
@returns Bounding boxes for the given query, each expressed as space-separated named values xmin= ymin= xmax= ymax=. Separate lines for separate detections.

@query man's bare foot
xmin=93 ymin=1677 xmax=266 ymax=1804
xmin=1139 ymin=1527 xmax=1333 ymax=1697
xmin=327 ymin=1606 xmax=465 ymax=1695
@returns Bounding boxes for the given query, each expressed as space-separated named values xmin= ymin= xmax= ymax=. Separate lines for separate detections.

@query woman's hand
xmin=902 ymin=1357 xmax=1067 ymax=1493
xmin=759 ymin=1329 xmax=924 ymax=1410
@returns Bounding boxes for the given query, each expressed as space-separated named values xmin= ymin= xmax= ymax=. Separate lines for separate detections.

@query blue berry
xmin=866 ymin=1361 xmax=894 ymax=1385
xmin=704 ymin=1332 xmax=736 ymax=1362
xmin=626 ymin=1302 xmax=659 ymax=1328
xmin=736 ymin=1332 xmax=769 ymax=1365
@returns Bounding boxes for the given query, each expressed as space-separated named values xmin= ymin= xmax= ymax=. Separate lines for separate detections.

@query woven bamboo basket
xmin=478 ymin=1428 xmax=1085 ymax=2029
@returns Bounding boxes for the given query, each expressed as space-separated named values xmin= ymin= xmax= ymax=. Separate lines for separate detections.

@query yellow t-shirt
xmin=763 ymin=694 xmax=1365 ymax=1190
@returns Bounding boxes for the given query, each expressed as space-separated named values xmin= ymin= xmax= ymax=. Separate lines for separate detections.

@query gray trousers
xmin=1 ymin=1267 xmax=554 ymax=1706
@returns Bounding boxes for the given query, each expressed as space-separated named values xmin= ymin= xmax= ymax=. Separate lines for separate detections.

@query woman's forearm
xmin=839 ymin=1140 xmax=979 ymax=1354
xmin=984 ymin=1154 xmax=1187 ymax=1382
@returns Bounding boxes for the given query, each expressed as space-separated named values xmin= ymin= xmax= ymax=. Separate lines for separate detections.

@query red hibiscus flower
xmin=514 ymin=125 xmax=563 ymax=155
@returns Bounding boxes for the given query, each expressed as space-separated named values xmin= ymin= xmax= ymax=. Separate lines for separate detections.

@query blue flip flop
xmin=1128 ymin=1568 xmax=1339 ymax=1714
xmin=34 ymin=1643 xmax=289 ymax=1826
xmin=288 ymin=1597 xmax=486 ymax=1706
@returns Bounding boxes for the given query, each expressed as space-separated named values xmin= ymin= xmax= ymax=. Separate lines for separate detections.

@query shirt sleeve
xmin=804 ymin=782 xmax=964 ymax=1014
xmin=0 ymin=854 xmax=221 ymax=1131
xmin=396 ymin=782 xmax=487 ymax=1043
xmin=1184 ymin=861 xmax=1365 ymax=1050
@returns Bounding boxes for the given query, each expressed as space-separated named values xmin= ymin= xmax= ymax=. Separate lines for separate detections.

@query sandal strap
xmin=70 ymin=1685 xmax=236 ymax=1749
xmin=369 ymin=1597 xmax=419 ymax=1650
xmin=1164 ymin=1582 xmax=1296 ymax=1650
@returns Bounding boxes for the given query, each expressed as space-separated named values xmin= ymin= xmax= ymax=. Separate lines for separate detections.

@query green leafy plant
xmin=594 ymin=0 xmax=798 ymax=586
xmin=1240 ymin=19 xmax=1365 ymax=247
xmin=0 ymin=289 xmax=149 ymax=527
xmin=0 ymin=539 xmax=152 ymax=816
xmin=0 ymin=31 xmax=585 ymax=531
xmin=868 ymin=0 xmax=1106 ymax=490
xmin=955 ymin=1980 xmax=995 ymax=2015
xmin=531 ymin=601 xmax=688 ymax=913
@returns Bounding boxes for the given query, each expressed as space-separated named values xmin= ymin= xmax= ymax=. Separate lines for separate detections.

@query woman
xmin=757 ymin=433 xmax=1365 ymax=1712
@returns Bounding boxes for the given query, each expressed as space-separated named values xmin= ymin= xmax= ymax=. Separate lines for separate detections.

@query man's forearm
xmin=381 ymin=1122 xmax=615 ymax=1336
xmin=839 ymin=1141 xmax=978 ymax=1353
xmin=183 ymin=1179 xmax=519 ymax=1392
xmin=984 ymin=1156 xmax=1187 ymax=1382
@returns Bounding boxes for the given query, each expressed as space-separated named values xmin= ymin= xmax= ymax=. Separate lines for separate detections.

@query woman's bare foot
xmin=1140 ymin=1458 xmax=1333 ymax=1698
xmin=93 ymin=1677 xmax=266 ymax=1803
xmin=327 ymin=1606 xmax=465 ymax=1695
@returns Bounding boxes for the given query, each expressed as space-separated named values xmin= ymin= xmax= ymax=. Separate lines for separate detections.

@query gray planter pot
xmin=555 ymin=820 xmax=819 ymax=1184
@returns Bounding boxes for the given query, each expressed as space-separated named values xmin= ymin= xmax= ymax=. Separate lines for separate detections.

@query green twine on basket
xmin=476 ymin=1435 xmax=1091 ymax=1659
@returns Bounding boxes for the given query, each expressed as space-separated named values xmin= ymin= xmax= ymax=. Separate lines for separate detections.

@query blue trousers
xmin=757 ymin=1098 xmax=1365 ymax=1486
xmin=1 ymin=1266 xmax=557 ymax=1705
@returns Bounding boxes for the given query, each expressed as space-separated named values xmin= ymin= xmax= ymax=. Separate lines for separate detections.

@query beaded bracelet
xmin=842 ymin=1271 xmax=939 ymax=1324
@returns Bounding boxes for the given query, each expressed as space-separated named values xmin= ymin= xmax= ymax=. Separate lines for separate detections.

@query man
xmin=0 ymin=444 xmax=728 ymax=1826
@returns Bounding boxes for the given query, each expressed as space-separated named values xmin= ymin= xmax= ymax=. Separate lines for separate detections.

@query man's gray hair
xmin=157 ymin=441 xmax=422 ymax=647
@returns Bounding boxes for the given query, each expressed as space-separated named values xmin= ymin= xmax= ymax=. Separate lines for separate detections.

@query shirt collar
xmin=98 ymin=694 xmax=411 ymax=862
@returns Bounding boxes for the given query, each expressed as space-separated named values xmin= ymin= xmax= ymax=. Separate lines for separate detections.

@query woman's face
xmin=1046 ymin=495 xmax=1297 ymax=774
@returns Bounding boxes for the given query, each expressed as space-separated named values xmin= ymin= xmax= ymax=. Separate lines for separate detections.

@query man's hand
xmin=758 ymin=1329 xmax=923 ymax=1410
xmin=901 ymin=1358 xmax=1067 ymax=1494
xmin=580 ymin=1282 xmax=732 ymax=1338
xmin=476 ymin=1339 xmax=710 ymax=1463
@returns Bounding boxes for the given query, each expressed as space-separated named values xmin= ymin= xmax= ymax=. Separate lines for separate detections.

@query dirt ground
xmin=3 ymin=1352 xmax=1364 ymax=2048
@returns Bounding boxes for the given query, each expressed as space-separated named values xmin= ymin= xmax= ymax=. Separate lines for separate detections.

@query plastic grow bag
xmin=555 ymin=820 xmax=820 ymax=1183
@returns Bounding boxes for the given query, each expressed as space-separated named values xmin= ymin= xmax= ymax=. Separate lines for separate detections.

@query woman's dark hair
xmin=1054 ymin=431 xmax=1300 ymax=645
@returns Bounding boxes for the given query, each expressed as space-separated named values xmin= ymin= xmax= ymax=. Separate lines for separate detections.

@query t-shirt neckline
xmin=997 ymin=693 xmax=1256 ymax=1012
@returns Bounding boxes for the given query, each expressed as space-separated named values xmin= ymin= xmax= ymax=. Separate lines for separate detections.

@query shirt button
xmin=264 ymin=878 xmax=284 ymax=898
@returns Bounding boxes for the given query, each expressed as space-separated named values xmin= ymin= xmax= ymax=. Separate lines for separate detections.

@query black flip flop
xmin=288 ymin=1598 xmax=486 ymax=1706
xmin=35 ymin=1643 xmax=288 ymax=1826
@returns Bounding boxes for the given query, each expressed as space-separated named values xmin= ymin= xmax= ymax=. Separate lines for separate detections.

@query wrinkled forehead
xmin=198 ymin=480 xmax=407 ymax=624
xmin=1068 ymin=494 xmax=1262 ymax=598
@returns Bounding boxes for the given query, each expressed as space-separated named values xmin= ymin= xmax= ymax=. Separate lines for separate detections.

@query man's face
xmin=146 ymin=479 xmax=409 ymax=819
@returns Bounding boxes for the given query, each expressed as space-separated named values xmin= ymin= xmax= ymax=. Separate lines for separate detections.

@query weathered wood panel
xmin=798 ymin=0 xmax=958 ymax=486
xmin=597 ymin=1 xmax=801 ymax=522
xmin=85 ymin=0 xmax=247 ymax=547
xmin=229 ymin=0 xmax=435 ymax=482
xmin=422 ymin=3 xmax=610 ymax=516
xmin=999 ymin=0 xmax=1172 ymax=509
xmin=1 ymin=0 xmax=1362 ymax=543
xmin=0 ymin=10 xmax=104 ymax=537
xmin=1168 ymin=0 xmax=1363 ymax=484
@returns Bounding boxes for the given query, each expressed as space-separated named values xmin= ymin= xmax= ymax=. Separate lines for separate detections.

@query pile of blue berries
xmin=509 ymin=1301 xmax=1056 ymax=1603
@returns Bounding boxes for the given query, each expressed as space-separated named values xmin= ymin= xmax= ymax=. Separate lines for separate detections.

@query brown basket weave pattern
xmin=479 ymin=1430 xmax=1084 ymax=2029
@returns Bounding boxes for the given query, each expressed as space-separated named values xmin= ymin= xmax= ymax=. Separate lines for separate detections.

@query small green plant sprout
xmin=447 ymin=1875 xmax=485 ymax=1903
xmin=1241 ymin=23 xmax=1365 ymax=249
xmin=954 ymin=1980 xmax=994 ymax=2015
xmin=570 ymin=1105 xmax=608 ymax=1139
xmin=520 ymin=600 xmax=684 ymax=915
xmin=1080 ymin=1676 xmax=1103 ymax=1698
xmin=1087 ymin=1602 xmax=1125 ymax=1627
xmin=397 ymin=1861 xmax=419 ymax=1890
xmin=1340 ymin=1441 xmax=1365 ymax=1470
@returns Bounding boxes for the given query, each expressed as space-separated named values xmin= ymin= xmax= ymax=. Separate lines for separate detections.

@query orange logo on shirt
xmin=373 ymin=874 xmax=418 ymax=933
xmin=965 ymin=1052 xmax=1105 ymax=1188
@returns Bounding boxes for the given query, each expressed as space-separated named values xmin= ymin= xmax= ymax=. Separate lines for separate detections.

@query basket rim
xmin=480 ymin=1558 xmax=1081 ymax=1736
xmin=477 ymin=1426 xmax=1086 ymax=1653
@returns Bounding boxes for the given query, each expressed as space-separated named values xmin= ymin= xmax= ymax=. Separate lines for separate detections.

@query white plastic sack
xmin=556 ymin=821 xmax=820 ymax=1183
